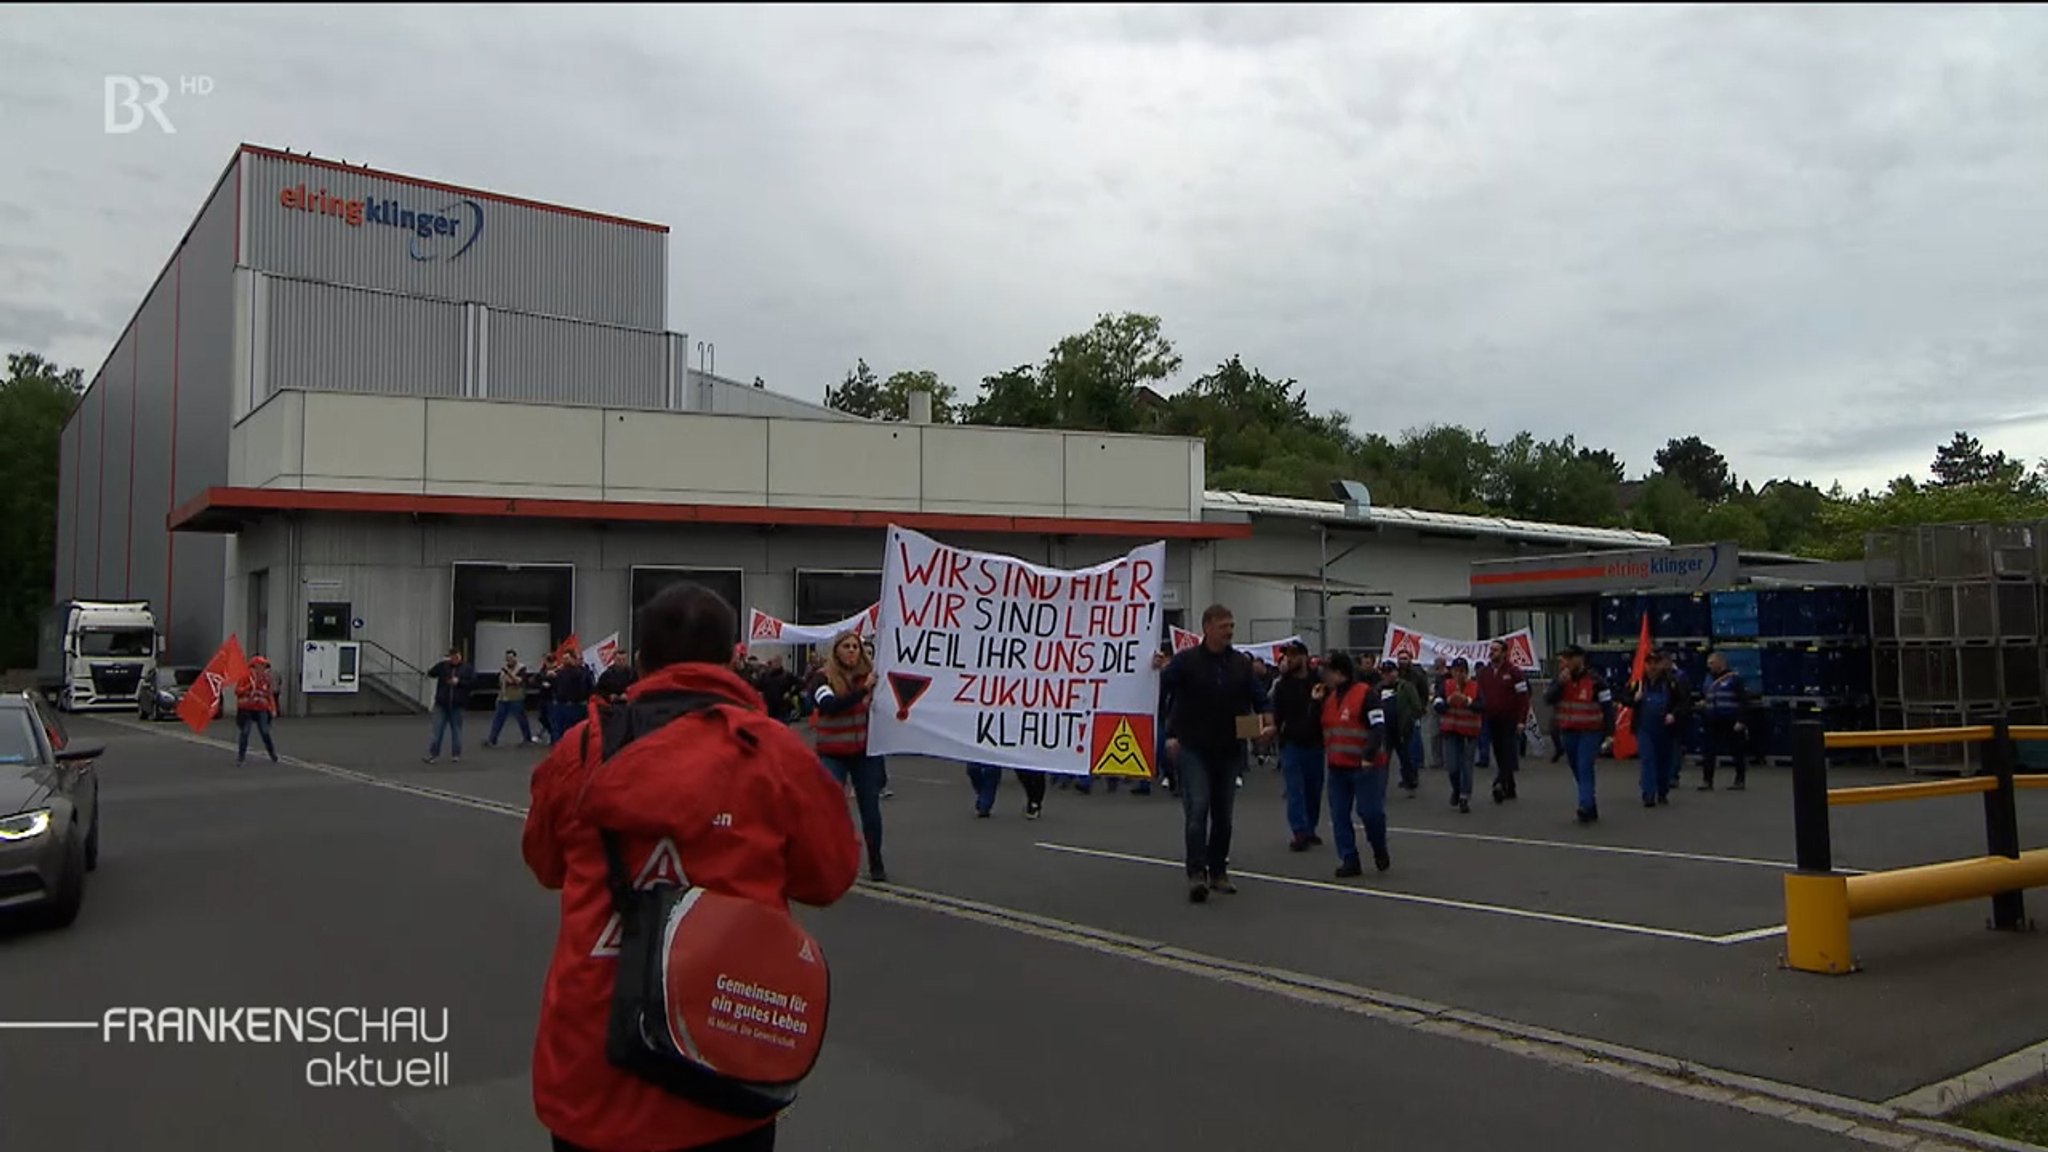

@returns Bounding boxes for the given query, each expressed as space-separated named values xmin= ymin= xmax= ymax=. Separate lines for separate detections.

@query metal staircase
xmin=356 ymin=640 xmax=431 ymax=715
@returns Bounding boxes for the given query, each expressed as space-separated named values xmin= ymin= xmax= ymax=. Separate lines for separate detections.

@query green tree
xmin=1654 ymin=436 xmax=1735 ymax=504
xmin=1040 ymin=312 xmax=1181 ymax=432
xmin=877 ymin=369 xmax=957 ymax=423
xmin=1628 ymin=474 xmax=1708 ymax=542
xmin=823 ymin=358 xmax=885 ymax=419
xmin=1 ymin=353 xmax=85 ymax=666
xmin=962 ymin=364 xmax=1058 ymax=427
xmin=1483 ymin=433 xmax=1624 ymax=526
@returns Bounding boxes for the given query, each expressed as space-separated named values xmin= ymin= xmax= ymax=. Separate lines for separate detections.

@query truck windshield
xmin=78 ymin=629 xmax=155 ymax=658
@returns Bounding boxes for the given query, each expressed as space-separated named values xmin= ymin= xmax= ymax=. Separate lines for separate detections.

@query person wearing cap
xmin=1379 ymin=659 xmax=1425 ymax=795
xmin=1544 ymin=645 xmax=1617 ymax=823
xmin=234 ymin=655 xmax=279 ymax=765
xmin=1619 ymin=647 xmax=1692 ymax=807
xmin=1269 ymin=641 xmax=1325 ymax=852
xmin=1315 ymin=652 xmax=1392 ymax=875
xmin=1433 ymin=657 xmax=1486 ymax=813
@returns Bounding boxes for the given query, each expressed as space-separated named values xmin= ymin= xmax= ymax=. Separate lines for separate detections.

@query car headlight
xmin=0 ymin=810 xmax=52 ymax=841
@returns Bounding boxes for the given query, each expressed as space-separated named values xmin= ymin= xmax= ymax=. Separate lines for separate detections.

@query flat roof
xmin=1203 ymin=490 xmax=1669 ymax=550
xmin=240 ymin=144 xmax=669 ymax=233
xmin=167 ymin=486 xmax=1252 ymax=542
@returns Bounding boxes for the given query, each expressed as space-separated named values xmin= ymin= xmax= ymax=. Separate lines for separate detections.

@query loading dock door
xmin=451 ymin=563 xmax=575 ymax=664
xmin=630 ymin=567 xmax=745 ymax=653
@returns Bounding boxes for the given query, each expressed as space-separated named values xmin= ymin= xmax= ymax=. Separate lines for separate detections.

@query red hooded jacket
xmin=521 ymin=662 xmax=861 ymax=1151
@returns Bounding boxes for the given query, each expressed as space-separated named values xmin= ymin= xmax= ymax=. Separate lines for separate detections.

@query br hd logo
xmin=104 ymin=75 xmax=213 ymax=134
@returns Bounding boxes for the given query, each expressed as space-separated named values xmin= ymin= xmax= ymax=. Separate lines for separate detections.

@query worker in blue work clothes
xmin=1317 ymin=653 xmax=1393 ymax=876
xmin=1696 ymin=649 xmax=1749 ymax=791
xmin=1544 ymin=645 xmax=1616 ymax=823
xmin=1619 ymin=648 xmax=1691 ymax=807
xmin=1269 ymin=640 xmax=1325 ymax=852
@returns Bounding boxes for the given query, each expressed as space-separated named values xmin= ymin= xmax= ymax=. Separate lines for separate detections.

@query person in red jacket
xmin=1474 ymin=639 xmax=1529 ymax=804
xmin=521 ymin=583 xmax=861 ymax=1152
xmin=234 ymin=655 xmax=279 ymax=765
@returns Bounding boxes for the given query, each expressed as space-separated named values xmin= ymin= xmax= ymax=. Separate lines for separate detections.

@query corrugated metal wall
xmin=97 ymin=330 xmax=135 ymax=597
xmin=55 ymin=410 xmax=76 ymax=602
xmin=130 ymin=246 xmax=181 ymax=625
xmin=262 ymin=277 xmax=465 ymax=399
xmin=76 ymin=383 xmax=103 ymax=598
xmin=240 ymin=151 xmax=665 ymax=330
xmin=487 ymin=310 xmax=664 ymax=407
xmin=166 ymin=166 xmax=239 ymax=661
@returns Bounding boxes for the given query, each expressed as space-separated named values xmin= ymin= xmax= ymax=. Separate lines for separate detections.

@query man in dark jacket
xmin=521 ymin=583 xmax=859 ymax=1152
xmin=1154 ymin=604 xmax=1273 ymax=903
xmin=1269 ymin=641 xmax=1324 ymax=852
xmin=424 ymin=647 xmax=472 ymax=764
xmin=1620 ymin=647 xmax=1692 ymax=806
xmin=596 ymin=651 xmax=636 ymax=702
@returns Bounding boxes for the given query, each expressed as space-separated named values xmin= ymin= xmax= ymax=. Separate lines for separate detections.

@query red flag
xmin=177 ymin=635 xmax=251 ymax=733
xmin=553 ymin=634 xmax=581 ymax=663
xmin=1612 ymin=613 xmax=1651 ymax=760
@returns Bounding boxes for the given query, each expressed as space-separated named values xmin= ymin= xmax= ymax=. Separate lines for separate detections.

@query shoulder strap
xmin=588 ymin=691 xmax=744 ymax=912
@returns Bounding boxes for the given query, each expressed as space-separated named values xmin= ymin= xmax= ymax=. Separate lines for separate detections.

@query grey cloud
xmin=7 ymin=4 xmax=2048 ymax=495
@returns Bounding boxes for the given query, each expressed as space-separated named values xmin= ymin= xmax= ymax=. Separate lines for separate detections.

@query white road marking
xmin=1034 ymin=842 xmax=1782 ymax=946
xmin=87 ymin=716 xmax=2008 ymax=1151
xmin=1384 ymin=824 xmax=1868 ymax=875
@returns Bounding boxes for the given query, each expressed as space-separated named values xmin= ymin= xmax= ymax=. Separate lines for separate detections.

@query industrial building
xmin=54 ymin=144 xmax=1665 ymax=715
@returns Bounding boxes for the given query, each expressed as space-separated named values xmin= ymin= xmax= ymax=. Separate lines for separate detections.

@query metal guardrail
xmin=1785 ymin=719 xmax=2043 ymax=974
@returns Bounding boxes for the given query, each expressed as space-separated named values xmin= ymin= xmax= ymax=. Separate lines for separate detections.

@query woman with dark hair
xmin=1316 ymin=651 xmax=1393 ymax=877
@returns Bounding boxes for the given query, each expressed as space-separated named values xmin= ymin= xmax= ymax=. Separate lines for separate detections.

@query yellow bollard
xmin=1783 ymin=872 xmax=1854 ymax=974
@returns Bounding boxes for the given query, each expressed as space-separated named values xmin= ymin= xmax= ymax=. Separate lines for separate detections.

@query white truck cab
xmin=37 ymin=600 xmax=161 ymax=713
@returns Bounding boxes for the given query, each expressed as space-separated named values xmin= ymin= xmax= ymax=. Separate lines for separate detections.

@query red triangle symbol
xmin=887 ymin=672 xmax=932 ymax=722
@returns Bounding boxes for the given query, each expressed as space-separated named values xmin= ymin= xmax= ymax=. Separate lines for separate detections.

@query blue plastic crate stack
xmin=1592 ymin=586 xmax=1875 ymax=764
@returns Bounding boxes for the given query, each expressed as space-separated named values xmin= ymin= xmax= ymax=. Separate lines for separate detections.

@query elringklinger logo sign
xmin=277 ymin=182 xmax=486 ymax=263
xmin=4 ymin=1006 xmax=453 ymax=1088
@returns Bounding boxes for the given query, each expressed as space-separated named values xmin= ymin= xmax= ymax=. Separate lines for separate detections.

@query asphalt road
xmin=0 ymin=712 xmax=2033 ymax=1151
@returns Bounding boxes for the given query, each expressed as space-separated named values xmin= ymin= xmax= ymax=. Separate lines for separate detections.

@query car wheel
xmin=41 ymin=823 xmax=86 ymax=929
xmin=86 ymin=809 xmax=100 ymax=872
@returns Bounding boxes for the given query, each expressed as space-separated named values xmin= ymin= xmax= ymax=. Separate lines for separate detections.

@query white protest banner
xmin=869 ymin=525 xmax=1165 ymax=778
xmin=1384 ymin=624 xmax=1538 ymax=671
xmin=745 ymin=604 xmax=880 ymax=648
xmin=1168 ymin=626 xmax=1305 ymax=664
xmin=581 ymin=632 xmax=621 ymax=672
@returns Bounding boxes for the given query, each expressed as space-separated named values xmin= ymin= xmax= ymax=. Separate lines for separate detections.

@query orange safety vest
xmin=240 ymin=670 xmax=276 ymax=714
xmin=1554 ymin=673 xmax=1608 ymax=732
xmin=811 ymin=684 xmax=869 ymax=757
xmin=1321 ymin=682 xmax=1384 ymax=769
xmin=1437 ymin=677 xmax=1482 ymax=738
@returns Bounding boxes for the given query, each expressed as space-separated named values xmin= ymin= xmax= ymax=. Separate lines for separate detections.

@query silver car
xmin=0 ymin=692 xmax=102 ymax=928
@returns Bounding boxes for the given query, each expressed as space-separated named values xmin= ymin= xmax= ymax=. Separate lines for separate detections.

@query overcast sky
xmin=6 ymin=3 xmax=2048 ymax=496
